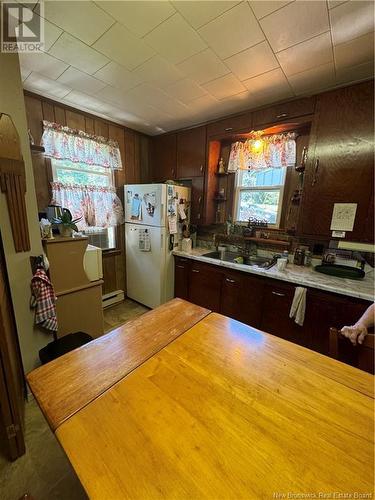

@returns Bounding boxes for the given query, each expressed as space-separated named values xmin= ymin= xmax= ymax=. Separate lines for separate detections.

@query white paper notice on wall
xmin=330 ymin=203 xmax=357 ymax=232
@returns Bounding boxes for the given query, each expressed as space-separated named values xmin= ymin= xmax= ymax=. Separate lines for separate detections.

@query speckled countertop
xmin=173 ymin=248 xmax=374 ymax=302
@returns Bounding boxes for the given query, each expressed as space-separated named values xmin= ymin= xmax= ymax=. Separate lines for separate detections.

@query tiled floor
xmin=103 ymin=298 xmax=149 ymax=332
xmin=0 ymin=299 xmax=148 ymax=500
xmin=0 ymin=399 xmax=87 ymax=500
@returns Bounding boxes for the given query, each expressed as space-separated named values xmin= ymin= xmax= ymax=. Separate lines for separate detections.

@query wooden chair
xmin=329 ymin=328 xmax=374 ymax=374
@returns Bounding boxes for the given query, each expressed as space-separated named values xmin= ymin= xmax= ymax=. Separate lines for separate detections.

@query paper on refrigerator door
xmin=130 ymin=194 xmax=142 ymax=220
xmin=168 ymin=215 xmax=178 ymax=234
xmin=143 ymin=192 xmax=156 ymax=217
xmin=178 ymin=203 xmax=187 ymax=220
xmin=139 ymin=229 xmax=151 ymax=251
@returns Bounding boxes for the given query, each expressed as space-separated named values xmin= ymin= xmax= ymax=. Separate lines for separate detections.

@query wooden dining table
xmin=27 ymin=298 xmax=374 ymax=499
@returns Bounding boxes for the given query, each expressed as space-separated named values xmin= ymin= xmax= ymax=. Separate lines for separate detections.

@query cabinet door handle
xmin=225 ymin=278 xmax=236 ymax=283
xmin=176 ymin=265 xmax=185 ymax=269
xmin=198 ymin=196 xmax=202 ymax=204
xmin=311 ymin=158 xmax=320 ymax=186
xmin=200 ymin=165 xmax=204 ymax=173
xmin=276 ymin=112 xmax=288 ymax=119
xmin=224 ymin=127 xmax=233 ymax=132
xmin=272 ymin=291 xmax=285 ymax=297
xmin=171 ymin=168 xmax=175 ymax=176
xmin=178 ymin=258 xmax=188 ymax=262
xmin=197 ymin=213 xmax=201 ymax=219
xmin=192 ymin=269 xmax=200 ymax=273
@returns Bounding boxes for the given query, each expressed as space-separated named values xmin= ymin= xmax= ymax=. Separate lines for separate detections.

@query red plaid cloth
xmin=30 ymin=268 xmax=58 ymax=332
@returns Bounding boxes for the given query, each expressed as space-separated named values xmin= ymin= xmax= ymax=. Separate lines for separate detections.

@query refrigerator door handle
xmin=161 ymin=233 xmax=163 ymax=249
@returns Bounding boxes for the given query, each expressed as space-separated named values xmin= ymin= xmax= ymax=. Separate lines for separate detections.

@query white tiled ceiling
xmin=19 ymin=0 xmax=374 ymax=135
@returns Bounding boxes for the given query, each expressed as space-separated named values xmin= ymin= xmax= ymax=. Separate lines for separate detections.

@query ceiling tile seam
xmin=92 ymin=0 xmax=177 ymax=40
xmin=88 ymin=19 xmax=117 ymax=48
xmin=172 ymin=46 xmax=224 ymax=78
xmin=328 ymin=0 xmax=350 ymax=11
xmin=138 ymin=10 xmax=178 ymax=40
xmin=199 ymin=71 xmax=246 ymax=93
xmin=197 ymin=2 xmax=267 ymax=64
xmin=138 ymin=11 xmax=211 ymax=66
xmin=332 ymin=29 xmax=375 ymax=48
xmin=174 ymin=3 xmax=268 ymax=87
xmin=137 ymin=10 xmax=178 ymax=40
xmin=273 ymin=29 xmax=332 ymax=55
xmin=174 ymin=0 xmax=242 ymax=31
xmin=246 ymin=1 xmax=294 ymax=96
xmin=45 ymin=30 xmax=110 ymax=75
xmin=288 ymin=59 xmax=338 ymax=81
xmin=43 ymin=28 xmax=64 ymax=57
xmin=91 ymin=87 xmax=172 ymax=123
xmin=326 ymin=1 xmax=338 ymax=81
xmin=253 ymin=0 xmax=295 ymax=21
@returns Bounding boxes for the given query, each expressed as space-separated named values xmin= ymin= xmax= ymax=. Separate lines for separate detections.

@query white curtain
xmin=51 ymin=182 xmax=124 ymax=230
xmin=228 ymin=132 xmax=296 ymax=172
xmin=41 ymin=120 xmax=122 ymax=171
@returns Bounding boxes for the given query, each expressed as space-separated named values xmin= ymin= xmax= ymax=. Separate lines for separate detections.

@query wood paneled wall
xmin=23 ymin=91 xmax=150 ymax=295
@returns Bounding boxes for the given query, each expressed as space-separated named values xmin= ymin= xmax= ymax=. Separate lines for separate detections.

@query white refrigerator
xmin=124 ymin=183 xmax=191 ymax=308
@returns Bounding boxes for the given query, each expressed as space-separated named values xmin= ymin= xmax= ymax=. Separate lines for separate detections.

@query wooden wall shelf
xmin=243 ymin=237 xmax=290 ymax=247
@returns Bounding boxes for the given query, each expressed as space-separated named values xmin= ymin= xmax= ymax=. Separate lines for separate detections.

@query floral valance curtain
xmin=41 ymin=120 xmax=122 ymax=170
xmin=51 ymin=182 xmax=124 ymax=231
xmin=228 ymin=132 xmax=296 ymax=172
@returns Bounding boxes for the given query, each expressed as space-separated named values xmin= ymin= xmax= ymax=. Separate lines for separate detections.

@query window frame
xmin=233 ymin=168 xmax=287 ymax=229
xmin=51 ymin=158 xmax=118 ymax=252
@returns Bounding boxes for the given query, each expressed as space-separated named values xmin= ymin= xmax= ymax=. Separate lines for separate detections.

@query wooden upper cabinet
xmin=300 ymin=81 xmax=374 ymax=241
xmin=151 ymin=133 xmax=177 ymax=182
xmin=252 ymin=97 xmax=316 ymax=128
xmin=190 ymin=176 xmax=204 ymax=225
xmin=207 ymin=112 xmax=252 ymax=137
xmin=176 ymin=126 xmax=206 ymax=178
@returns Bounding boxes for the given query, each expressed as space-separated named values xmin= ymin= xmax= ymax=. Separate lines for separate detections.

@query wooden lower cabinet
xmin=221 ymin=270 xmax=264 ymax=328
xmin=260 ymin=282 xmax=303 ymax=346
xmin=174 ymin=257 xmax=371 ymax=362
xmin=188 ymin=261 xmax=222 ymax=312
xmin=174 ymin=257 xmax=189 ymax=300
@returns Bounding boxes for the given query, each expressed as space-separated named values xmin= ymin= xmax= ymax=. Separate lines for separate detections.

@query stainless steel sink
xmin=202 ymin=251 xmax=274 ymax=268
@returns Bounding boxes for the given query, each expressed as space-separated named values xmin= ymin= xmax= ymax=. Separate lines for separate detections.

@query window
xmin=51 ymin=159 xmax=116 ymax=250
xmin=234 ymin=168 xmax=286 ymax=227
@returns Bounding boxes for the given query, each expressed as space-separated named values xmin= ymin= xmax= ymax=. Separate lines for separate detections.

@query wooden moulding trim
xmin=55 ymin=280 xmax=104 ymax=297
xmin=43 ymin=236 xmax=88 ymax=245
xmin=0 ymin=114 xmax=31 ymax=252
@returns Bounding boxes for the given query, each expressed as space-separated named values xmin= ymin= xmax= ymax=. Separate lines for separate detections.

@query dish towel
xmin=289 ymin=286 xmax=307 ymax=326
xmin=30 ymin=268 xmax=58 ymax=332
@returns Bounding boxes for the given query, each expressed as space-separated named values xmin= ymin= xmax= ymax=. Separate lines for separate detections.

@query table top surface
xmin=27 ymin=298 xmax=210 ymax=430
xmin=55 ymin=311 xmax=374 ymax=500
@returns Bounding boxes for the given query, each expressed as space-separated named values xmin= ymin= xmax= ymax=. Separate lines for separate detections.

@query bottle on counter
xmin=294 ymin=248 xmax=305 ymax=266
xmin=304 ymin=250 xmax=312 ymax=267
xmin=282 ymin=250 xmax=289 ymax=263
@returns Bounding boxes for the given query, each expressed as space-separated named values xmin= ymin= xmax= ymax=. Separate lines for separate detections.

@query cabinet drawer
xmin=207 ymin=112 xmax=252 ymax=137
xmin=253 ymin=97 xmax=316 ymax=128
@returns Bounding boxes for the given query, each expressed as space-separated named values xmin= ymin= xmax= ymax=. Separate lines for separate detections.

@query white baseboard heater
xmin=102 ymin=290 xmax=124 ymax=309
